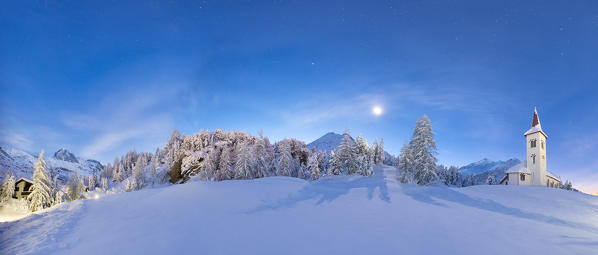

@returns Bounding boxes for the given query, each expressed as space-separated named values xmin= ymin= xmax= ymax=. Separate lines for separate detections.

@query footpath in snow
xmin=1 ymin=166 xmax=598 ymax=255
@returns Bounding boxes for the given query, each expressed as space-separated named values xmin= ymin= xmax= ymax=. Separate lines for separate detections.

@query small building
xmin=499 ymin=108 xmax=561 ymax=187
xmin=13 ymin=177 xmax=33 ymax=199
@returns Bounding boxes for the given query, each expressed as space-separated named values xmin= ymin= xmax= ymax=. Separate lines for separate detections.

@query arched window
xmin=531 ymin=154 xmax=536 ymax=164
xmin=520 ymin=173 xmax=525 ymax=181
xmin=530 ymin=139 xmax=537 ymax=148
xmin=541 ymin=140 xmax=544 ymax=149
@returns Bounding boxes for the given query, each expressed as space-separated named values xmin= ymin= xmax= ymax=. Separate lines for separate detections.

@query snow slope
xmin=0 ymin=146 xmax=103 ymax=183
xmin=1 ymin=166 xmax=597 ymax=255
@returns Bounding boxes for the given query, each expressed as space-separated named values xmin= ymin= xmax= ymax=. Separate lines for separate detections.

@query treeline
xmin=157 ymin=129 xmax=384 ymax=183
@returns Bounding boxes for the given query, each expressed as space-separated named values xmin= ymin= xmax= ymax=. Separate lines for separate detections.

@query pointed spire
xmin=532 ymin=106 xmax=540 ymax=127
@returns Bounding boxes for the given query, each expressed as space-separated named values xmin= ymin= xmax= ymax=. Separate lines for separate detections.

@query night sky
xmin=1 ymin=1 xmax=597 ymax=193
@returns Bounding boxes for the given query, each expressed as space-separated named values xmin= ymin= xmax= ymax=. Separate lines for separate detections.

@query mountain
xmin=0 ymin=146 xmax=103 ymax=183
xmin=307 ymin=132 xmax=398 ymax=166
xmin=306 ymin=132 xmax=352 ymax=153
xmin=459 ymin=158 xmax=521 ymax=184
xmin=53 ymin=148 xmax=79 ymax=163
xmin=2 ymin=166 xmax=596 ymax=254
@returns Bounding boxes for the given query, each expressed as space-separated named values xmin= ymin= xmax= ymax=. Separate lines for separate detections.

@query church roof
xmin=505 ymin=162 xmax=531 ymax=174
xmin=524 ymin=107 xmax=548 ymax=138
xmin=547 ymin=171 xmax=561 ymax=182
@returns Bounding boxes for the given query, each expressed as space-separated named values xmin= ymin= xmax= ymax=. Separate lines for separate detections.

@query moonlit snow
xmin=1 ymin=166 xmax=597 ymax=255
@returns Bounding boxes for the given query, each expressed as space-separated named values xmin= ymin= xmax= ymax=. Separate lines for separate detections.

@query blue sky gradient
xmin=1 ymin=1 xmax=597 ymax=193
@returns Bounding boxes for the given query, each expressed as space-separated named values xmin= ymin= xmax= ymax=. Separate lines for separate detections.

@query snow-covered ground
xmin=1 ymin=166 xmax=597 ymax=255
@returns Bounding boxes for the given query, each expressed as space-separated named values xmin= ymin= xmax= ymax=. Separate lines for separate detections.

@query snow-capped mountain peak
xmin=0 ymin=146 xmax=103 ymax=183
xmin=53 ymin=148 xmax=79 ymax=163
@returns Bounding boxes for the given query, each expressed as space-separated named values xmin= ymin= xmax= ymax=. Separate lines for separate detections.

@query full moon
xmin=372 ymin=106 xmax=383 ymax=116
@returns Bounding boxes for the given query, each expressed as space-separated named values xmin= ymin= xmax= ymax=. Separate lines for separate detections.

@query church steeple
xmin=532 ymin=106 xmax=540 ymax=127
xmin=524 ymin=107 xmax=547 ymax=138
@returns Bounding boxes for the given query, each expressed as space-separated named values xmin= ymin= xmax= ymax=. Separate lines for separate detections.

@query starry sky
xmin=1 ymin=1 xmax=598 ymax=193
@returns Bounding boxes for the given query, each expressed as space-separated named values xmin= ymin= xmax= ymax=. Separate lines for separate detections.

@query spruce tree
xmin=409 ymin=115 xmax=438 ymax=185
xmin=29 ymin=150 xmax=55 ymax=211
xmin=1 ymin=170 xmax=15 ymax=204
xmin=307 ymin=152 xmax=320 ymax=180
xmin=397 ymin=142 xmax=413 ymax=183
xmin=328 ymin=150 xmax=342 ymax=175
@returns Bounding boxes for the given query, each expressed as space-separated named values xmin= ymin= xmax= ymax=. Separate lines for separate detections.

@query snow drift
xmin=1 ymin=166 xmax=597 ymax=255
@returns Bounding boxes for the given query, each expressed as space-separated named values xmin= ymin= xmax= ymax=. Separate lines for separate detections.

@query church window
xmin=541 ymin=141 xmax=544 ymax=149
xmin=520 ymin=173 xmax=525 ymax=181
xmin=530 ymin=139 xmax=536 ymax=148
xmin=531 ymin=154 xmax=536 ymax=164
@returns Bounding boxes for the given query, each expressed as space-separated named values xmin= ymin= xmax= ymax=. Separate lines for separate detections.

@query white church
xmin=499 ymin=108 xmax=562 ymax=187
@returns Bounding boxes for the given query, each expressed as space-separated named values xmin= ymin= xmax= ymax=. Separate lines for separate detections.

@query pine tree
xmin=397 ymin=142 xmax=413 ymax=183
xmin=372 ymin=139 xmax=379 ymax=165
xmin=329 ymin=150 xmax=342 ymax=175
xmin=338 ymin=131 xmax=357 ymax=174
xmin=378 ymin=138 xmax=385 ymax=165
xmin=409 ymin=115 xmax=438 ymax=185
xmin=1 ymin=170 xmax=15 ymax=204
xmin=277 ymin=142 xmax=292 ymax=176
xmin=307 ymin=152 xmax=320 ymax=180
xmin=132 ymin=156 xmax=145 ymax=190
xmin=28 ymin=150 xmax=55 ymax=211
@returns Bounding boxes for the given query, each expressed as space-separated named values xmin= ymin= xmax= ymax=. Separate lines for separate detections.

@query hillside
xmin=0 ymin=146 xmax=103 ymax=183
xmin=1 ymin=166 xmax=597 ymax=255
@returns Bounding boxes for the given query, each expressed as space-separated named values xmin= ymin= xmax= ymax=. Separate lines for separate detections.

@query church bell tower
xmin=524 ymin=107 xmax=548 ymax=186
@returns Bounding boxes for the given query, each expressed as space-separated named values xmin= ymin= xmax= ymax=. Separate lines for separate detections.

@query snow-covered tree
xmin=132 ymin=156 xmax=145 ymax=190
xmin=28 ymin=150 xmax=55 ymax=211
xmin=397 ymin=142 xmax=413 ymax=183
xmin=253 ymin=134 xmax=271 ymax=178
xmin=307 ymin=152 xmax=320 ymax=180
xmin=125 ymin=179 xmax=136 ymax=192
xmin=409 ymin=115 xmax=438 ymax=185
xmin=101 ymin=177 xmax=108 ymax=191
xmin=66 ymin=172 xmax=83 ymax=202
xmin=165 ymin=129 xmax=184 ymax=183
xmin=316 ymin=151 xmax=329 ymax=175
xmin=117 ymin=164 xmax=125 ymax=182
xmin=328 ymin=150 xmax=342 ymax=175
xmin=88 ymin=174 xmax=97 ymax=191
xmin=277 ymin=142 xmax=292 ymax=176
xmin=216 ymin=147 xmax=233 ymax=181
xmin=338 ymin=131 xmax=357 ymax=174
xmin=1 ymin=170 xmax=15 ymax=204
xmin=354 ymin=135 xmax=368 ymax=175
xmin=462 ymin=174 xmax=475 ymax=187
xmin=378 ymin=138 xmax=385 ymax=165
xmin=235 ymin=142 xmax=255 ymax=179
xmin=561 ymin=180 xmax=573 ymax=190
xmin=486 ymin=174 xmax=496 ymax=185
